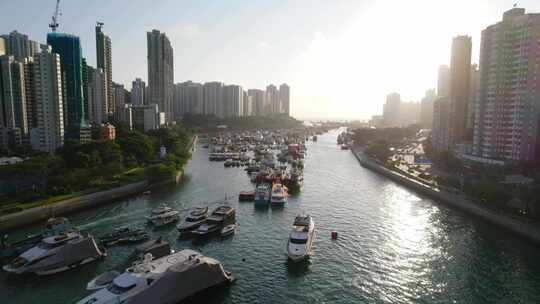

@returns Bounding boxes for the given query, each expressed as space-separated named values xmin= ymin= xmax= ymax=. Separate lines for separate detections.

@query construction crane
xmin=49 ymin=0 xmax=61 ymax=32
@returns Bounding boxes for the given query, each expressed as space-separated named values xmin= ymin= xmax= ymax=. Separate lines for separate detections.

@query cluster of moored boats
xmin=0 ymin=208 xmax=238 ymax=303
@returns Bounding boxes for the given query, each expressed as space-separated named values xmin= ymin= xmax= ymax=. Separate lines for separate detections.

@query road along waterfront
xmin=2 ymin=129 xmax=540 ymax=303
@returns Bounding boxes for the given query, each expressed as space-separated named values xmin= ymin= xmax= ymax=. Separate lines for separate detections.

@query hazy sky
xmin=2 ymin=0 xmax=540 ymax=119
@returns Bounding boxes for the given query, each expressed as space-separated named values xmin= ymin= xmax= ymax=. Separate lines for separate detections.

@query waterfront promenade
xmin=351 ymin=146 xmax=540 ymax=244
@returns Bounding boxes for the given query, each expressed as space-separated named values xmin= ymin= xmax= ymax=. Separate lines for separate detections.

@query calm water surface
xmin=2 ymin=129 xmax=540 ymax=303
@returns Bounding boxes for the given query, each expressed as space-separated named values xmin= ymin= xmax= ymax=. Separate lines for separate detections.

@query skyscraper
xmin=147 ymin=30 xmax=174 ymax=120
xmin=47 ymin=32 xmax=85 ymax=140
xmin=437 ymin=65 xmax=451 ymax=97
xmin=0 ymin=55 xmax=27 ymax=135
xmin=449 ymin=35 xmax=472 ymax=144
xmin=96 ymin=23 xmax=113 ymax=116
xmin=473 ymin=8 xmax=540 ymax=162
xmin=131 ymin=78 xmax=146 ymax=106
xmin=31 ymin=45 xmax=64 ymax=153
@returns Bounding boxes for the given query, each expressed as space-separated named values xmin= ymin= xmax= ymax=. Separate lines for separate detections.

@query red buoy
xmin=331 ymin=230 xmax=338 ymax=239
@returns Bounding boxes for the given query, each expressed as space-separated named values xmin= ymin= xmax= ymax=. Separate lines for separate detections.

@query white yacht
xmin=76 ymin=250 xmax=233 ymax=304
xmin=270 ymin=183 xmax=288 ymax=205
xmin=176 ymin=207 xmax=208 ymax=236
xmin=3 ymin=232 xmax=105 ymax=275
xmin=286 ymin=215 xmax=315 ymax=262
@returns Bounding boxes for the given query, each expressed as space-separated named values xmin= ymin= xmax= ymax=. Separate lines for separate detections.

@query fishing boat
xmin=270 ymin=183 xmax=288 ymax=205
xmin=76 ymin=250 xmax=233 ymax=304
xmin=254 ymin=183 xmax=271 ymax=205
xmin=192 ymin=206 xmax=236 ymax=238
xmin=3 ymin=232 xmax=105 ymax=275
xmin=176 ymin=207 xmax=209 ymax=236
xmin=286 ymin=215 xmax=315 ymax=262
xmin=238 ymin=191 xmax=255 ymax=201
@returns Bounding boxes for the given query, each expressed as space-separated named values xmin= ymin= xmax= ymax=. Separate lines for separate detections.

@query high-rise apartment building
xmin=279 ymin=83 xmax=290 ymax=115
xmin=31 ymin=45 xmax=64 ymax=153
xmin=96 ymin=24 xmax=113 ymax=116
xmin=147 ymin=30 xmax=174 ymax=120
xmin=87 ymin=66 xmax=107 ymax=124
xmin=437 ymin=65 xmax=451 ymax=97
xmin=0 ymin=55 xmax=27 ymax=136
xmin=473 ymin=8 xmax=540 ymax=162
xmin=266 ymin=84 xmax=279 ymax=114
xmin=449 ymin=35 xmax=472 ymax=144
xmin=1 ymin=31 xmax=39 ymax=61
xmin=131 ymin=78 xmax=146 ymax=106
xmin=173 ymin=81 xmax=203 ymax=119
xmin=47 ymin=33 xmax=85 ymax=140
xmin=222 ymin=85 xmax=243 ymax=117
xmin=420 ymin=89 xmax=436 ymax=128
xmin=248 ymin=89 xmax=265 ymax=116
xmin=432 ymin=96 xmax=451 ymax=152
xmin=203 ymin=82 xmax=223 ymax=116
xmin=383 ymin=93 xmax=401 ymax=127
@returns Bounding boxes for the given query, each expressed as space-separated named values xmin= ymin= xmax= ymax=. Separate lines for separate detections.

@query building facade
xmin=203 ymin=82 xmax=222 ymax=116
xmin=131 ymin=78 xmax=146 ymax=106
xmin=47 ymin=32 xmax=85 ymax=140
xmin=31 ymin=45 xmax=64 ymax=153
xmin=248 ymin=89 xmax=265 ymax=116
xmin=432 ymin=96 xmax=451 ymax=153
xmin=0 ymin=55 xmax=27 ymax=136
xmin=473 ymin=8 xmax=540 ymax=162
xmin=449 ymin=35 xmax=472 ymax=144
xmin=437 ymin=65 xmax=451 ymax=97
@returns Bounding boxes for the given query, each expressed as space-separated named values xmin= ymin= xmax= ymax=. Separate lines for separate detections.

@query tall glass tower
xmin=46 ymin=32 xmax=85 ymax=140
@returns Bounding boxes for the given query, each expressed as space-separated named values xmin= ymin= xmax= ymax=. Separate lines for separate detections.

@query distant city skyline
xmin=2 ymin=0 xmax=540 ymax=119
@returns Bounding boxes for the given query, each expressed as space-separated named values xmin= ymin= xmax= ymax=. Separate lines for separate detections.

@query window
xmin=290 ymin=238 xmax=307 ymax=244
xmin=107 ymin=283 xmax=136 ymax=295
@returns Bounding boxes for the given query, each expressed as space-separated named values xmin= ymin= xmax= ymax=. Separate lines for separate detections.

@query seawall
xmin=351 ymin=147 xmax=540 ymax=244
xmin=0 ymin=181 xmax=148 ymax=232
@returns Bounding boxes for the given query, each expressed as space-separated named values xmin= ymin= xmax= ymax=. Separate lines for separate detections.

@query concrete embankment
xmin=0 ymin=134 xmax=198 ymax=232
xmin=351 ymin=147 xmax=540 ymax=244
xmin=0 ymin=181 xmax=148 ymax=232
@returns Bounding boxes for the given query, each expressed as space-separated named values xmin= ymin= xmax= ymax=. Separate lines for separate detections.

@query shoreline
xmin=351 ymin=146 xmax=540 ymax=245
xmin=0 ymin=134 xmax=197 ymax=232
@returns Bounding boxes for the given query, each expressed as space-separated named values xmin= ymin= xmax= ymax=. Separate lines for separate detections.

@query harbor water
xmin=2 ymin=129 xmax=540 ymax=303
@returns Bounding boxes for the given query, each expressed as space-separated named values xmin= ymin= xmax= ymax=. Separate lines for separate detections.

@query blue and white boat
xmin=254 ymin=183 xmax=271 ymax=206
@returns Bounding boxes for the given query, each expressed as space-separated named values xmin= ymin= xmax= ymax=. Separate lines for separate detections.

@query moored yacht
xmin=146 ymin=205 xmax=179 ymax=227
xmin=176 ymin=207 xmax=209 ymax=236
xmin=76 ymin=250 xmax=233 ymax=304
xmin=3 ymin=232 xmax=105 ymax=275
xmin=192 ymin=206 xmax=236 ymax=238
xmin=270 ymin=182 xmax=288 ymax=205
xmin=286 ymin=215 xmax=315 ymax=262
